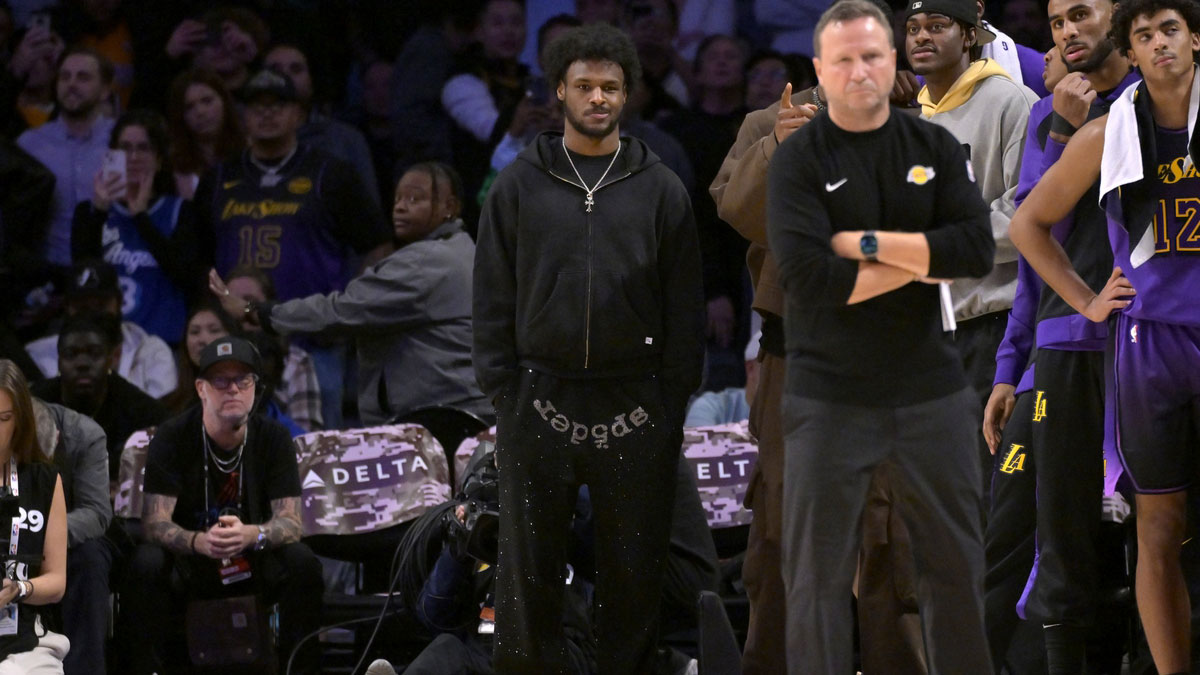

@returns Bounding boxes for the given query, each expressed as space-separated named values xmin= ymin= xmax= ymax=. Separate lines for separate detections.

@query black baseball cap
xmin=905 ymin=0 xmax=997 ymax=45
xmin=240 ymin=69 xmax=299 ymax=103
xmin=66 ymin=261 xmax=120 ymax=299
xmin=198 ymin=336 xmax=262 ymax=377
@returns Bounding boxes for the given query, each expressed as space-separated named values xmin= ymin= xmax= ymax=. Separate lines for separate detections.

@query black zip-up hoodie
xmin=473 ymin=131 xmax=704 ymax=419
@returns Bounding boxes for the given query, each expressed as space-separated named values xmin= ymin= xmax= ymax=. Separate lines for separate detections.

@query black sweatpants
xmin=984 ymin=388 xmax=1048 ymax=674
xmin=492 ymin=368 xmax=678 ymax=675
xmin=955 ymin=310 xmax=1011 ymax=497
xmin=1020 ymin=349 xmax=1105 ymax=626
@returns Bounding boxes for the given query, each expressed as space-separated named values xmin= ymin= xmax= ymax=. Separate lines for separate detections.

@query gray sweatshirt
xmin=921 ymin=68 xmax=1039 ymax=321
xmin=34 ymin=400 xmax=113 ymax=548
xmin=263 ymin=218 xmax=490 ymax=424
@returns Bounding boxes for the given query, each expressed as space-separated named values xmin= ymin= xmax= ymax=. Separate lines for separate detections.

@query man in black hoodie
xmin=472 ymin=22 xmax=704 ymax=675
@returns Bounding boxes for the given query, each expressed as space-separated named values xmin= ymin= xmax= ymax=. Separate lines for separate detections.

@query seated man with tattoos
xmin=123 ymin=335 xmax=323 ymax=675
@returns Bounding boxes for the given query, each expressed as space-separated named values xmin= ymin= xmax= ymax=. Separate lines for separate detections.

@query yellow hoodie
xmin=917 ymin=58 xmax=1013 ymax=116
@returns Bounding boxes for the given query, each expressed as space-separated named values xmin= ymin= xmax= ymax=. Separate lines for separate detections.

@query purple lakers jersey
xmin=1109 ymin=125 xmax=1200 ymax=326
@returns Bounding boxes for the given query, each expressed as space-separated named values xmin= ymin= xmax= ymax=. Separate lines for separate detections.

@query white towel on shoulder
xmin=1100 ymin=66 xmax=1199 ymax=267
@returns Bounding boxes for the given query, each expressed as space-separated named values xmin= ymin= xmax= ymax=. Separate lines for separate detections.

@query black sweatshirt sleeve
xmin=0 ymin=140 xmax=54 ymax=274
xmin=71 ymin=202 xmax=106 ymax=262
xmin=766 ymin=132 xmax=859 ymax=308
xmin=656 ymin=170 xmax=705 ymax=420
xmin=181 ymin=172 xmax=216 ymax=279
xmin=321 ymin=157 xmax=390 ymax=254
xmin=924 ymin=133 xmax=995 ymax=280
xmin=135 ymin=209 xmax=204 ymax=301
xmin=472 ymin=171 xmax=520 ymax=401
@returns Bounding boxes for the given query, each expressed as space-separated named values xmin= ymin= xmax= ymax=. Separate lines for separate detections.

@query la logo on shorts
xmin=907 ymin=165 xmax=936 ymax=185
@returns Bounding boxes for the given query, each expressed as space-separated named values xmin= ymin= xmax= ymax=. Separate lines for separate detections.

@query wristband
xmin=14 ymin=580 xmax=27 ymax=602
xmin=1049 ymin=112 xmax=1079 ymax=137
xmin=190 ymin=531 xmax=199 ymax=554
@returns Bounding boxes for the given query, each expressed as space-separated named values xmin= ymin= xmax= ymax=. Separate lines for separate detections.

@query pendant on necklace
xmin=585 ymin=193 xmax=594 ymax=212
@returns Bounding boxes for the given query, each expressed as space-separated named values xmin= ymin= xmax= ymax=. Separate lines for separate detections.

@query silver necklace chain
xmin=249 ymin=145 xmax=298 ymax=187
xmin=203 ymin=427 xmax=245 ymax=474
xmin=562 ymin=137 xmax=621 ymax=213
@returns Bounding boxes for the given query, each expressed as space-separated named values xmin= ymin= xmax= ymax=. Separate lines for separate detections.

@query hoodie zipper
xmin=547 ymin=169 xmax=634 ymax=369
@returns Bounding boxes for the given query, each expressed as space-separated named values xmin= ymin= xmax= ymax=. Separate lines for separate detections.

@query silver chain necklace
xmin=562 ymin=137 xmax=621 ymax=213
xmin=202 ymin=426 xmax=245 ymax=474
xmin=249 ymin=145 xmax=298 ymax=188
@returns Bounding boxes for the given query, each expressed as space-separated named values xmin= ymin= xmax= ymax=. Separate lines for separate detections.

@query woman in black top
xmin=0 ymin=359 xmax=68 ymax=671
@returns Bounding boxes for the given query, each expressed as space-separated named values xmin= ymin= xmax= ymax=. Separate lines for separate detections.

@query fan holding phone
xmin=71 ymin=110 xmax=193 ymax=345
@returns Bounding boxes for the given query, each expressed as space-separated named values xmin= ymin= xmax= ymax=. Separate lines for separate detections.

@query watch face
xmin=861 ymin=234 xmax=878 ymax=256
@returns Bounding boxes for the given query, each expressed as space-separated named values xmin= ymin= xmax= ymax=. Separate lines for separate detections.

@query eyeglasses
xmin=206 ymin=373 xmax=259 ymax=391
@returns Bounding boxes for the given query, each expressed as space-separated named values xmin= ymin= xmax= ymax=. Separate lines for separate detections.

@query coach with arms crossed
xmin=766 ymin=1 xmax=995 ymax=672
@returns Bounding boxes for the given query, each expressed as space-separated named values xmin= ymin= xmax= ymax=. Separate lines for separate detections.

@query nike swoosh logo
xmin=825 ymin=178 xmax=848 ymax=192
xmin=223 ymin=181 xmax=240 ymax=189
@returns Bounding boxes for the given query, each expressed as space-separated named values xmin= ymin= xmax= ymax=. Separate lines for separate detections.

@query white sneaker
xmin=365 ymin=659 xmax=397 ymax=675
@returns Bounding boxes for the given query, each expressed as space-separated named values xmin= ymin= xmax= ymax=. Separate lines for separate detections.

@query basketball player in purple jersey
xmin=1010 ymin=0 xmax=1200 ymax=670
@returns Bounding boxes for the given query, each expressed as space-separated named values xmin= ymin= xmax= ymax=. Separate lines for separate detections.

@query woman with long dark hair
xmin=0 ymin=360 xmax=68 ymax=672
xmin=71 ymin=109 xmax=193 ymax=346
xmin=161 ymin=301 xmax=240 ymax=414
xmin=165 ymin=68 xmax=244 ymax=199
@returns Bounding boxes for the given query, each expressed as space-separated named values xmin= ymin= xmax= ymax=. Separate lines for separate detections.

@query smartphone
xmin=102 ymin=149 xmax=127 ymax=198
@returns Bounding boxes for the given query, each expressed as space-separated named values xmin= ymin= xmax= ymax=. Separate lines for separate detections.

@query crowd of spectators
xmin=0 ymin=0 xmax=1061 ymax=672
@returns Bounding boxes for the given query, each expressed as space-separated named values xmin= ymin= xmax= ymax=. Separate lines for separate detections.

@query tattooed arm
xmin=261 ymin=496 xmax=304 ymax=547
xmin=204 ymin=496 xmax=304 ymax=556
xmin=142 ymin=493 xmax=200 ymax=556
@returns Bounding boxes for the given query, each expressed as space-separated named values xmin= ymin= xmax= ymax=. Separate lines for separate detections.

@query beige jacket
xmin=708 ymin=88 xmax=816 ymax=319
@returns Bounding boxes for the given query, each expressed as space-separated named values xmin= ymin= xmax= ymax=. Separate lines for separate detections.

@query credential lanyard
xmin=7 ymin=458 xmax=18 ymax=562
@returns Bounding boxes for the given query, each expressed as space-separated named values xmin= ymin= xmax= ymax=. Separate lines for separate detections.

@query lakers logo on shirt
xmin=1032 ymin=391 xmax=1048 ymax=422
xmin=288 ymin=176 xmax=313 ymax=195
xmin=220 ymin=198 xmax=302 ymax=220
xmin=999 ymin=443 xmax=1027 ymax=474
xmin=1156 ymin=156 xmax=1200 ymax=184
xmin=906 ymin=165 xmax=936 ymax=185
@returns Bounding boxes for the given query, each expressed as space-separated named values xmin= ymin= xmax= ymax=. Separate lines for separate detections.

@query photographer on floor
xmin=391 ymin=443 xmax=718 ymax=675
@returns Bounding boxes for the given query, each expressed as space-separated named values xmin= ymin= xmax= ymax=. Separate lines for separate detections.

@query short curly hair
xmin=1110 ymin=0 xmax=1200 ymax=56
xmin=542 ymin=23 xmax=642 ymax=93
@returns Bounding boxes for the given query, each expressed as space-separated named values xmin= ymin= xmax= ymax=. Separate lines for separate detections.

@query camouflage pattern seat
xmin=114 ymin=427 xmax=156 ymax=521
xmin=391 ymin=406 xmax=489 ymax=489
xmin=293 ymin=423 xmax=453 ymax=538
xmin=294 ymin=422 xmax=453 ymax=600
xmin=453 ymin=426 xmax=497 ymax=493
xmin=682 ymin=422 xmax=758 ymax=559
